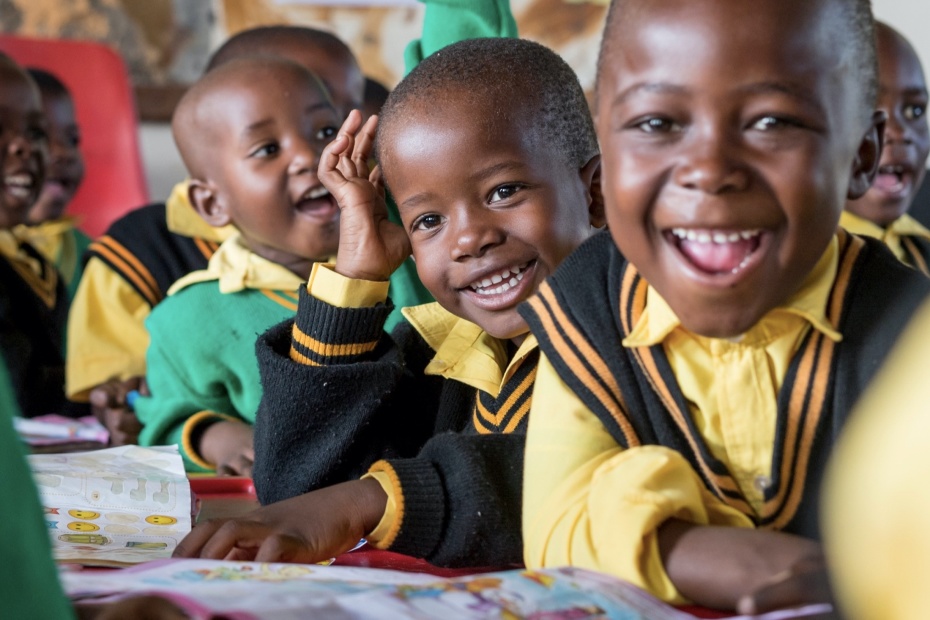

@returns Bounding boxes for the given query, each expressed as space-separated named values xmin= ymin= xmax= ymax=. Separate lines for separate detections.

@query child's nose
xmin=7 ymin=133 xmax=34 ymax=158
xmin=288 ymin=139 xmax=321 ymax=175
xmin=672 ymin=132 xmax=750 ymax=194
xmin=450 ymin=208 xmax=506 ymax=260
xmin=883 ymin=109 xmax=915 ymax=145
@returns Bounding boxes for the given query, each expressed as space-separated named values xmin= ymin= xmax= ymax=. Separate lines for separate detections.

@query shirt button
xmin=754 ymin=475 xmax=772 ymax=492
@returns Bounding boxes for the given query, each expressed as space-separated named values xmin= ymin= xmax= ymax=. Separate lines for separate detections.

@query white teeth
xmin=305 ymin=186 xmax=330 ymax=200
xmin=5 ymin=174 xmax=32 ymax=188
xmin=672 ymin=228 xmax=761 ymax=244
xmin=469 ymin=262 xmax=529 ymax=292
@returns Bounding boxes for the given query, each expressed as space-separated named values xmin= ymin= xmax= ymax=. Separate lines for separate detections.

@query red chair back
xmin=0 ymin=35 xmax=149 ymax=238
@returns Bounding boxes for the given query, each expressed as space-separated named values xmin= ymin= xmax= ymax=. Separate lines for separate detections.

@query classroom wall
xmin=873 ymin=0 xmax=930 ymax=77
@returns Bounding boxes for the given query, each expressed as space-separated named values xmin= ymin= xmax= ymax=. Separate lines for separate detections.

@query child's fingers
xmin=254 ymin=534 xmax=313 ymax=563
xmin=319 ymin=134 xmax=351 ymax=182
xmin=351 ymin=114 xmax=379 ymax=177
xmin=172 ymin=518 xmax=229 ymax=558
xmin=369 ymin=165 xmax=385 ymax=199
xmin=197 ymin=520 xmax=268 ymax=560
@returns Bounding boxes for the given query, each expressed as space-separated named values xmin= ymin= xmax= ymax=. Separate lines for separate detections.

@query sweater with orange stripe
xmin=520 ymin=230 xmax=930 ymax=538
xmin=252 ymin=288 xmax=538 ymax=567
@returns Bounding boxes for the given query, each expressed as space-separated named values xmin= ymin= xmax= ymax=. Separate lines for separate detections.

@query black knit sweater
xmin=520 ymin=229 xmax=930 ymax=539
xmin=252 ymin=288 xmax=536 ymax=567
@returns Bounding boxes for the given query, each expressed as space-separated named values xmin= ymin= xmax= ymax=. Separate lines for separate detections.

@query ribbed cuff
xmin=289 ymin=286 xmax=392 ymax=365
xmin=376 ymin=457 xmax=446 ymax=558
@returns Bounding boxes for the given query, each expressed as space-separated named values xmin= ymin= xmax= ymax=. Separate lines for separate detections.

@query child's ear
xmin=188 ymin=179 xmax=231 ymax=228
xmin=847 ymin=110 xmax=886 ymax=200
xmin=579 ymin=155 xmax=606 ymax=229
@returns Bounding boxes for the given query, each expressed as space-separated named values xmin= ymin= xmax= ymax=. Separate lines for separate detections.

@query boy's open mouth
xmin=871 ymin=163 xmax=914 ymax=198
xmin=468 ymin=261 xmax=530 ymax=296
xmin=295 ymin=185 xmax=338 ymax=220
xmin=4 ymin=172 xmax=37 ymax=201
xmin=668 ymin=227 xmax=762 ymax=276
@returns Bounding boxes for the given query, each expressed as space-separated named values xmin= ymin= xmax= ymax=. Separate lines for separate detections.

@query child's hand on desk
xmin=174 ymin=478 xmax=387 ymax=563
xmin=75 ymin=594 xmax=188 ymax=619
xmin=198 ymin=420 xmax=255 ymax=477
xmin=737 ymin=555 xmax=837 ymax=618
xmin=320 ymin=110 xmax=412 ymax=282
xmin=89 ymin=376 xmax=146 ymax=446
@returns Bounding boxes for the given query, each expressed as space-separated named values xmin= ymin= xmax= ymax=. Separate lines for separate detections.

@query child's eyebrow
xmin=608 ymin=82 xmax=689 ymax=109
xmin=735 ymin=81 xmax=826 ymax=114
xmin=608 ymin=81 xmax=825 ymax=114
xmin=879 ymin=85 xmax=929 ymax=98
xmin=397 ymin=161 xmax=527 ymax=211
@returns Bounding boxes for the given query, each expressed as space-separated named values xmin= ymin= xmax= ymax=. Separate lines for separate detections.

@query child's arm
xmin=134 ymin=296 xmax=249 ymax=473
xmin=251 ymin=112 xmax=440 ymax=502
xmin=175 ymin=478 xmax=387 ymax=563
xmin=523 ymin=354 xmax=758 ymax=605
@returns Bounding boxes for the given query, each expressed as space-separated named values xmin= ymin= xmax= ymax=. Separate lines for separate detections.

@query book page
xmin=28 ymin=445 xmax=192 ymax=567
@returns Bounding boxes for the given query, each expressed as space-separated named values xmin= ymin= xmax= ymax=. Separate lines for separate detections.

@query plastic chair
xmin=0 ymin=35 xmax=149 ymax=238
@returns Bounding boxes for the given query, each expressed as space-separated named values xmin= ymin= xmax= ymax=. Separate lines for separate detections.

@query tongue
xmin=873 ymin=172 xmax=905 ymax=193
xmin=679 ymin=238 xmax=755 ymax=274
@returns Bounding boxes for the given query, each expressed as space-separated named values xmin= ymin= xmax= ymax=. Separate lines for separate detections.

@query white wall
xmin=873 ymin=0 xmax=930 ymax=77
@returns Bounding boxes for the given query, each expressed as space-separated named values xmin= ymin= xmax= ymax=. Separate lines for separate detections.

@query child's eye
xmin=488 ymin=184 xmax=525 ymax=203
xmin=250 ymin=142 xmax=279 ymax=158
xmin=632 ymin=117 xmax=682 ymax=133
xmin=751 ymin=115 xmax=801 ymax=131
xmin=412 ymin=213 xmax=443 ymax=231
xmin=68 ymin=131 xmax=81 ymax=148
xmin=316 ymin=126 xmax=338 ymax=141
xmin=904 ymin=104 xmax=926 ymax=121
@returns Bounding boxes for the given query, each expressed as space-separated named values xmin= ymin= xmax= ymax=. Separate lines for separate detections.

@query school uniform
xmin=518 ymin=229 xmax=930 ymax=603
xmin=840 ymin=210 xmax=930 ymax=275
xmin=14 ymin=216 xmax=92 ymax=301
xmin=65 ymin=181 xmax=233 ymax=400
xmin=0 ymin=229 xmax=69 ymax=417
xmin=253 ymin=263 xmax=538 ymax=567
xmin=134 ymin=233 xmax=304 ymax=472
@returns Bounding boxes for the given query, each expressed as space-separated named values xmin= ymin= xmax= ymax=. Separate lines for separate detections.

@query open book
xmin=63 ymin=559 xmax=832 ymax=620
xmin=28 ymin=445 xmax=192 ymax=567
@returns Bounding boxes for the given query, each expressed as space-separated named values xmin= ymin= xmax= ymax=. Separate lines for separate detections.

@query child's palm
xmin=320 ymin=111 xmax=412 ymax=282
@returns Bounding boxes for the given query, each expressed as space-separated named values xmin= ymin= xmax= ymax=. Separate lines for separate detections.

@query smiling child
xmin=519 ymin=0 xmax=930 ymax=613
xmin=174 ymin=37 xmax=603 ymax=568
xmin=0 ymin=53 xmax=77 ymax=418
xmin=13 ymin=68 xmax=90 ymax=303
xmin=841 ymin=21 xmax=930 ymax=274
xmin=133 ymin=56 xmax=342 ymax=474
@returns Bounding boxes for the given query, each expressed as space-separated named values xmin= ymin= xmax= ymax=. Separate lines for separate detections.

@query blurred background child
xmin=842 ymin=21 xmax=930 ymax=274
xmin=134 ymin=56 xmax=343 ymax=475
xmin=14 ymin=68 xmax=89 ymax=302
xmin=0 ymin=52 xmax=78 ymax=418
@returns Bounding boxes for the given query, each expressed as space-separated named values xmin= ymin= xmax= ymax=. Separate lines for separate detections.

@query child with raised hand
xmin=519 ymin=0 xmax=930 ymax=613
xmin=174 ymin=37 xmax=603 ymax=568
xmin=15 ymin=68 xmax=89 ymax=302
xmin=133 ymin=56 xmax=343 ymax=475
xmin=841 ymin=21 xmax=930 ymax=274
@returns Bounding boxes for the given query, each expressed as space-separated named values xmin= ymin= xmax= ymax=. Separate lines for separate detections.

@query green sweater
xmin=135 ymin=283 xmax=299 ymax=472
xmin=1 ymin=354 xmax=75 ymax=619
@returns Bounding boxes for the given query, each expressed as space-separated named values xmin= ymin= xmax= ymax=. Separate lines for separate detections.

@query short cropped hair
xmin=206 ymin=25 xmax=352 ymax=73
xmin=597 ymin=0 xmax=878 ymax=115
xmin=26 ymin=68 xmax=70 ymax=99
xmin=377 ymin=38 xmax=598 ymax=170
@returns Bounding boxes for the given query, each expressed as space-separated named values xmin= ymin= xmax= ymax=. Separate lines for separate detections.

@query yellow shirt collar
xmin=165 ymin=180 xmax=236 ymax=243
xmin=840 ymin=211 xmax=930 ymax=263
xmin=624 ymin=235 xmax=842 ymax=347
xmin=168 ymin=233 xmax=305 ymax=296
xmin=12 ymin=216 xmax=80 ymax=263
xmin=401 ymin=302 xmax=538 ymax=398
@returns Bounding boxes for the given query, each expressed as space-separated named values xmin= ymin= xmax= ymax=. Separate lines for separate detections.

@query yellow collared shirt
xmin=523 ymin=238 xmax=841 ymax=603
xmin=840 ymin=211 xmax=930 ymax=270
xmin=66 ymin=181 xmax=235 ymax=399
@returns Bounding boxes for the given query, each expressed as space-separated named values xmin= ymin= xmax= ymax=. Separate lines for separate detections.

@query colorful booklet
xmin=62 ymin=559 xmax=832 ymax=620
xmin=28 ymin=445 xmax=193 ymax=567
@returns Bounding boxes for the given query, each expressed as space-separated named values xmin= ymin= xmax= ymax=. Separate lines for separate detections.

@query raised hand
xmin=319 ymin=109 xmax=411 ymax=282
xmin=173 ymin=478 xmax=387 ymax=564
